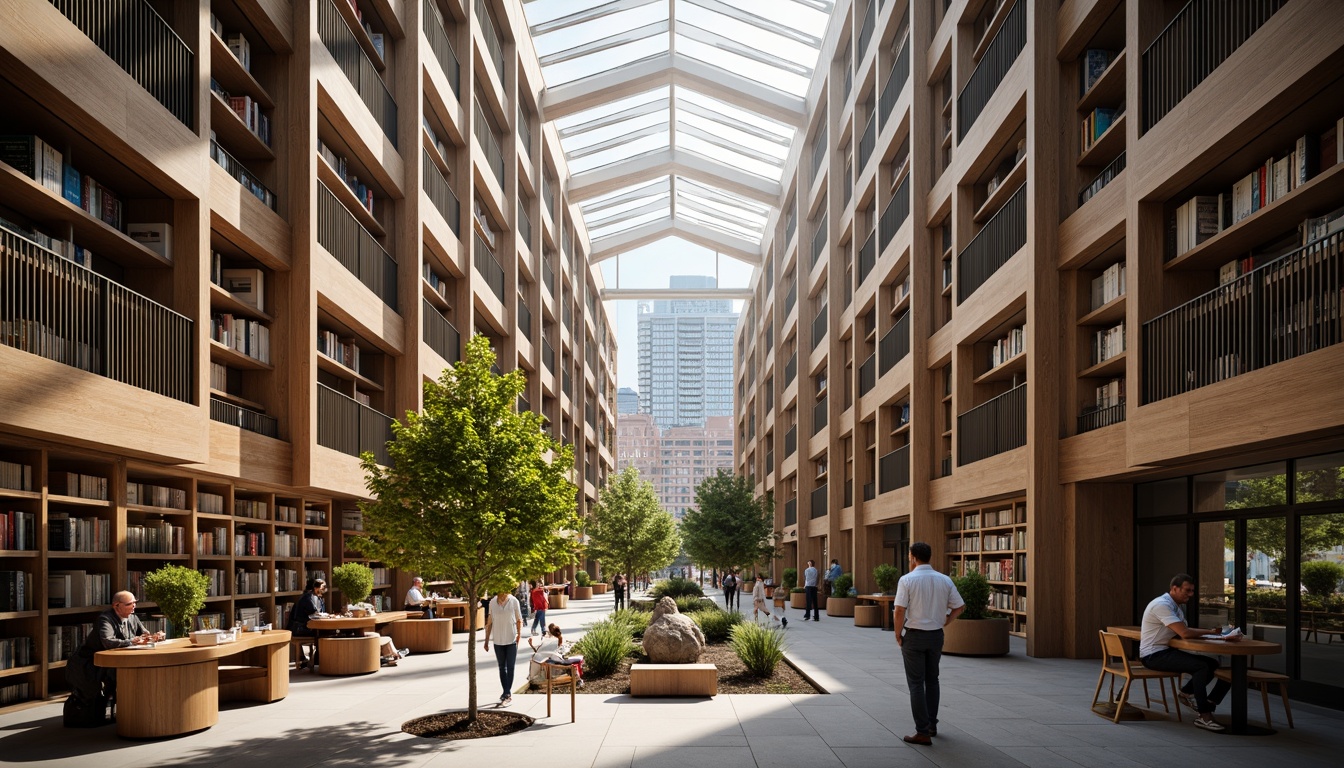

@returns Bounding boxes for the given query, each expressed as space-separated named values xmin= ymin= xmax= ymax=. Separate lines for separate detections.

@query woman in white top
xmin=527 ymin=623 xmax=583 ymax=687
xmin=752 ymin=575 xmax=781 ymax=624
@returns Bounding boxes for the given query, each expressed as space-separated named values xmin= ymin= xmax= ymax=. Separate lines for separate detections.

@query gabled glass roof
xmin=524 ymin=0 xmax=833 ymax=264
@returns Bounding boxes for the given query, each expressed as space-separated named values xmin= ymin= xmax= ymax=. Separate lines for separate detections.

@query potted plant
xmin=775 ymin=567 xmax=796 ymax=607
xmin=943 ymin=569 xmax=1009 ymax=656
xmin=825 ymin=573 xmax=856 ymax=617
xmin=874 ymin=563 xmax=900 ymax=595
xmin=143 ymin=564 xmax=209 ymax=638
xmin=591 ymin=568 xmax=609 ymax=595
xmin=332 ymin=562 xmax=375 ymax=616
xmin=574 ymin=570 xmax=594 ymax=600
xmin=791 ymin=587 xmax=807 ymax=608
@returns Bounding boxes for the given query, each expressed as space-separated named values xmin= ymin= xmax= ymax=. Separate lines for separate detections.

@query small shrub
xmin=782 ymin=567 xmax=798 ymax=590
xmin=729 ymin=621 xmax=785 ymax=677
xmin=1302 ymin=561 xmax=1344 ymax=597
xmin=649 ymin=577 xmax=704 ymax=600
xmin=575 ymin=571 xmax=593 ymax=587
xmin=674 ymin=596 xmax=720 ymax=615
xmin=873 ymin=564 xmax=900 ymax=594
xmin=608 ymin=608 xmax=650 ymax=638
xmin=573 ymin=620 xmax=638 ymax=677
xmin=954 ymin=569 xmax=992 ymax=620
xmin=142 ymin=565 xmax=209 ymax=638
xmin=790 ymin=587 xmax=805 ymax=594
xmin=693 ymin=608 xmax=745 ymax=642
xmin=331 ymin=562 xmax=375 ymax=607
xmin=831 ymin=573 xmax=854 ymax=598
xmin=630 ymin=600 xmax=655 ymax=613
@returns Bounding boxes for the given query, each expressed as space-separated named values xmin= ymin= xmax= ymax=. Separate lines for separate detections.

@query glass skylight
xmin=524 ymin=0 xmax=833 ymax=257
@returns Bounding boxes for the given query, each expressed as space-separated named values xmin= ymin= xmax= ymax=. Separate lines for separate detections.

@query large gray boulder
xmin=642 ymin=597 xmax=705 ymax=663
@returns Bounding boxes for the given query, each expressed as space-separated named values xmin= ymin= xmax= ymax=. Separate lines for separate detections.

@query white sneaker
xmin=1193 ymin=716 xmax=1225 ymax=732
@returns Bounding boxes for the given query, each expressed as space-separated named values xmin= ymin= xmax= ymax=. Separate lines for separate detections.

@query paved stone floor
xmin=2 ymin=587 xmax=1340 ymax=767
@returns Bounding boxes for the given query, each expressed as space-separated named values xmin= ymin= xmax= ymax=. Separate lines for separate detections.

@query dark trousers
xmin=614 ymin=591 xmax=626 ymax=610
xmin=804 ymin=586 xmax=819 ymax=619
xmin=1141 ymin=648 xmax=1229 ymax=714
xmin=493 ymin=642 xmax=518 ymax=699
xmin=901 ymin=628 xmax=944 ymax=735
xmin=724 ymin=587 xmax=737 ymax=610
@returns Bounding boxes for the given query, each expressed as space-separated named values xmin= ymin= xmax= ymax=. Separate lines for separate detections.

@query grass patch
xmin=573 ymin=620 xmax=639 ymax=677
xmin=729 ymin=621 xmax=786 ymax=678
xmin=692 ymin=608 xmax=745 ymax=642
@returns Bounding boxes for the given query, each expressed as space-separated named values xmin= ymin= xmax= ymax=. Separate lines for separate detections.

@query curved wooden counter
xmin=95 ymin=630 xmax=291 ymax=739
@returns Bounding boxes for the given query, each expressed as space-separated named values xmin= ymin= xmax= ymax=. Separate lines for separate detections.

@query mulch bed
xmin=403 ymin=710 xmax=534 ymax=740
xmin=528 ymin=641 xmax=822 ymax=695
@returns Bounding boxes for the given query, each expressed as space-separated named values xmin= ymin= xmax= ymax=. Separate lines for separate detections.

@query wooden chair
xmin=542 ymin=662 xmax=577 ymax=723
xmin=1214 ymin=668 xmax=1293 ymax=728
xmin=290 ymin=636 xmax=316 ymax=672
xmin=1092 ymin=631 xmax=1184 ymax=723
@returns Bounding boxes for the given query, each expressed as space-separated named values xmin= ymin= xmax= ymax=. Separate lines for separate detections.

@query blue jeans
xmin=901 ymin=628 xmax=944 ymax=735
xmin=1141 ymin=648 xmax=1229 ymax=714
xmin=804 ymin=586 xmax=819 ymax=618
xmin=530 ymin=608 xmax=546 ymax=635
xmin=492 ymin=642 xmax=517 ymax=699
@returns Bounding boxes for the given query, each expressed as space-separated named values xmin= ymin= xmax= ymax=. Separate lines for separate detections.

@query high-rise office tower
xmin=617 ymin=387 xmax=640 ymax=414
xmin=637 ymin=276 xmax=738 ymax=427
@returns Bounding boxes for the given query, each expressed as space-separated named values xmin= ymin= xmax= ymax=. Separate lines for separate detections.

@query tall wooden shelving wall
xmin=944 ymin=499 xmax=1028 ymax=635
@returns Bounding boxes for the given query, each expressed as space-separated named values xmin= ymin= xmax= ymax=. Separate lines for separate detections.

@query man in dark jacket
xmin=65 ymin=591 xmax=163 ymax=726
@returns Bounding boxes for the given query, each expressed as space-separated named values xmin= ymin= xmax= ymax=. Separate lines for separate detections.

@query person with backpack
xmin=722 ymin=570 xmax=739 ymax=611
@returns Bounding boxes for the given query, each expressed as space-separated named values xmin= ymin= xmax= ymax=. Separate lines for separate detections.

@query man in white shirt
xmin=482 ymin=588 xmax=524 ymax=706
xmin=1139 ymin=573 xmax=1238 ymax=732
xmin=404 ymin=576 xmax=433 ymax=617
xmin=803 ymin=560 xmax=820 ymax=621
xmin=893 ymin=543 xmax=964 ymax=745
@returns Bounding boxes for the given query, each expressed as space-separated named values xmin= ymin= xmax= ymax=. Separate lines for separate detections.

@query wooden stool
xmin=387 ymin=618 xmax=453 ymax=652
xmin=542 ymin=662 xmax=577 ymax=722
xmin=854 ymin=605 xmax=883 ymax=627
xmin=1215 ymin=668 xmax=1293 ymax=728
xmin=629 ymin=663 xmax=717 ymax=696
xmin=290 ymin=636 xmax=317 ymax=671
xmin=318 ymin=634 xmax=381 ymax=675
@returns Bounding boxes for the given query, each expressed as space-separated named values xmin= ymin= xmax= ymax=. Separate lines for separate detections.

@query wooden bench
xmin=317 ymin=634 xmax=380 ymax=676
xmin=629 ymin=663 xmax=717 ymax=697
xmin=387 ymin=617 xmax=453 ymax=652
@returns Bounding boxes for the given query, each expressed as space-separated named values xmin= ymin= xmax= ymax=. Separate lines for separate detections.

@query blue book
xmin=62 ymin=163 xmax=81 ymax=205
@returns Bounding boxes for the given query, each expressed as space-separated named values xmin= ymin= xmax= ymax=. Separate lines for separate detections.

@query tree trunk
xmin=466 ymin=586 xmax=478 ymax=722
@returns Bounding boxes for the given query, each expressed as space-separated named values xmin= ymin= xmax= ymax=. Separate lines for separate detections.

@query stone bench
xmin=387 ymin=617 xmax=453 ymax=652
xmin=629 ymin=663 xmax=717 ymax=697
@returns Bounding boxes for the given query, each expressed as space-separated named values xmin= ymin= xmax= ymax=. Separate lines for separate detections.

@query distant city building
xmin=616 ymin=414 xmax=735 ymax=520
xmin=637 ymin=275 xmax=738 ymax=428
xmin=617 ymin=387 xmax=640 ymax=414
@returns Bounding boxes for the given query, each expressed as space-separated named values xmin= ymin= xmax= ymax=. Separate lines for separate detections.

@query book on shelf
xmin=0 ymin=570 xmax=33 ymax=611
xmin=226 ymin=32 xmax=251 ymax=73
xmin=317 ymin=330 xmax=361 ymax=371
xmin=0 ymin=459 xmax=32 ymax=492
xmin=196 ymin=527 xmax=228 ymax=556
xmin=354 ymin=391 xmax=372 ymax=407
xmin=1089 ymin=262 xmax=1126 ymax=310
xmin=989 ymin=326 xmax=1025 ymax=368
xmin=304 ymin=505 xmax=327 ymax=526
xmin=0 ymin=682 xmax=32 ymax=706
xmin=48 ymin=471 xmax=106 ymax=500
xmin=369 ymin=32 xmax=385 ymax=60
xmin=1080 ymin=49 xmax=1117 ymax=96
xmin=0 ymin=636 xmax=34 ymax=670
xmin=234 ymin=530 xmax=269 ymax=557
xmin=126 ymin=223 xmax=172 ymax=262
xmin=211 ymin=313 xmax=271 ymax=364
xmin=126 ymin=482 xmax=187 ymax=510
xmin=1092 ymin=322 xmax=1125 ymax=365
xmin=1 ymin=510 xmax=37 ymax=551
xmin=126 ymin=521 xmax=186 ymax=555
xmin=1095 ymin=377 xmax=1125 ymax=410
xmin=47 ymin=570 xmax=111 ymax=608
xmin=199 ymin=491 xmax=225 ymax=515
xmin=1218 ymin=229 xmax=1313 ymax=286
xmin=0 ymin=134 xmax=63 ymax=196
xmin=48 ymin=514 xmax=111 ymax=553
xmin=221 ymin=268 xmax=265 ymax=312
xmin=341 ymin=509 xmax=364 ymax=531
xmin=234 ymin=499 xmax=268 ymax=520
xmin=1081 ymin=106 xmax=1122 ymax=153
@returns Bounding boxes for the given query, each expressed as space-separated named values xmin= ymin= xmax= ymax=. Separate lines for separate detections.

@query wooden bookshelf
xmin=974 ymin=159 xmax=1026 ymax=223
xmin=1077 ymin=50 xmax=1125 ymax=115
xmin=945 ymin=500 xmax=1028 ymax=635
xmin=1077 ymin=113 xmax=1125 ymax=167
xmin=316 ymin=151 xmax=385 ymax=236
xmin=208 ymin=31 xmax=275 ymax=109
xmin=209 ymin=92 xmax=274 ymax=161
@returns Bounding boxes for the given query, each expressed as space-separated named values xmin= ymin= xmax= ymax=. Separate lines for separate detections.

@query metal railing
xmin=812 ymin=304 xmax=827 ymax=346
xmin=319 ymin=0 xmax=397 ymax=147
xmin=880 ymin=174 xmax=910 ymax=252
xmin=785 ymin=210 xmax=797 ymax=245
xmin=317 ymin=183 xmax=397 ymax=310
xmin=518 ymin=103 xmax=532 ymax=157
xmin=765 ymin=385 xmax=774 ymax=414
xmin=1142 ymin=0 xmax=1285 ymax=132
xmin=211 ymin=140 xmax=275 ymax=210
xmin=958 ymin=184 xmax=1026 ymax=303
xmin=957 ymin=382 xmax=1026 ymax=465
xmin=880 ymin=36 xmax=910 ymax=128
xmin=475 ymin=0 xmax=505 ymax=83
xmin=474 ymin=232 xmax=506 ymax=302
xmin=542 ymin=257 xmax=555 ymax=296
xmin=858 ymin=115 xmax=875 ymax=172
xmin=1143 ymin=230 xmax=1343 ymax=402
xmin=784 ymin=281 xmax=797 ymax=317
xmin=784 ymin=498 xmax=797 ymax=527
xmin=813 ymin=396 xmax=828 ymax=435
xmin=317 ymin=382 xmax=394 ymax=466
xmin=785 ymin=352 xmax=797 ymax=386
xmin=784 ymin=425 xmax=797 ymax=457
xmin=811 ymin=213 xmax=828 ymax=269
xmin=474 ymin=104 xmax=505 ymax=188
xmin=810 ymin=484 xmax=828 ymax=519
xmin=423 ymin=148 xmax=460 ymax=235
xmin=843 ymin=163 xmax=853 ymax=205
xmin=765 ymin=447 xmax=774 ymax=475
xmin=940 ymin=456 xmax=952 ymax=478
xmin=879 ymin=310 xmax=910 ymax=375
xmin=811 ymin=126 xmax=827 ymax=180
xmin=543 ymin=177 xmax=555 ymax=218
xmin=864 ymin=481 xmax=875 ymax=501
xmin=518 ymin=299 xmax=532 ymax=341
xmin=585 ymin=402 xmax=596 ymax=430
xmin=423 ymin=298 xmax=460 ymax=363
xmin=857 ymin=0 xmax=875 ymax=61
xmin=857 ymin=230 xmax=876 ymax=285
xmin=1 ymin=230 xmax=193 ymax=402
xmin=543 ymin=338 xmax=555 ymax=371
xmin=859 ymin=354 xmax=876 ymax=396
xmin=1078 ymin=401 xmax=1125 ymax=434
xmin=957 ymin=0 xmax=1024 ymax=141
xmin=210 ymin=397 xmax=278 ymax=438
xmin=844 ymin=479 xmax=853 ymax=508
xmin=423 ymin=0 xmax=460 ymax=98
xmin=1078 ymin=151 xmax=1126 ymax=208
xmin=563 ymin=370 xmax=572 ymax=397
xmin=879 ymin=444 xmax=910 ymax=493
xmin=49 ymin=0 xmax=194 ymax=128
xmin=518 ymin=206 xmax=532 ymax=249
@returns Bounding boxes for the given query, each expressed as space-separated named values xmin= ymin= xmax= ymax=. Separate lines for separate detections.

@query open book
xmin=1200 ymin=626 xmax=1244 ymax=641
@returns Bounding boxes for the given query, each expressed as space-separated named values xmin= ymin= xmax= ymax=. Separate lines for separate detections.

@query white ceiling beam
xmin=567 ymin=148 xmax=780 ymax=204
xmin=558 ymin=97 xmax=667 ymax=139
xmin=682 ymin=0 xmax=823 ymax=47
xmin=589 ymin=218 xmax=762 ymax=264
xmin=676 ymin=176 xmax=772 ymax=214
xmin=529 ymin=0 xmax=663 ymax=36
xmin=675 ymin=99 xmax=791 ymax=145
xmin=602 ymin=287 xmax=753 ymax=301
xmin=676 ymin=120 xmax=784 ymax=167
xmin=566 ymin=120 xmax=669 ymax=160
xmin=540 ymin=20 xmax=668 ymax=67
xmin=675 ymin=20 xmax=812 ymax=77
xmin=580 ymin=178 xmax=671 ymax=214
xmin=586 ymin=197 xmax=671 ymax=230
xmin=675 ymin=196 xmax=765 ymax=233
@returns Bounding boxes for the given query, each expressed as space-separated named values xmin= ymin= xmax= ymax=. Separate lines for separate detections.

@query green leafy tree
xmin=330 ymin=563 xmax=374 ymax=607
xmin=585 ymin=466 xmax=681 ymax=589
xmin=681 ymin=470 xmax=778 ymax=577
xmin=352 ymin=335 xmax=579 ymax=726
xmin=1224 ymin=471 xmax=1344 ymax=568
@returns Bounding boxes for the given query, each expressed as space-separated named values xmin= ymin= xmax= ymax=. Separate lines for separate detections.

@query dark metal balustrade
xmin=810 ymin=484 xmax=828 ymax=519
xmin=210 ymin=397 xmax=278 ymax=438
xmin=880 ymin=36 xmax=910 ymax=127
xmin=1077 ymin=401 xmax=1125 ymax=434
xmin=318 ymin=0 xmax=397 ymax=147
xmin=957 ymin=0 xmax=1024 ymax=141
xmin=880 ymin=175 xmax=911 ymax=252
xmin=958 ymin=184 xmax=1026 ymax=303
xmin=858 ymin=231 xmax=876 ymax=285
xmin=423 ymin=0 xmax=460 ymax=98
xmin=957 ymin=383 xmax=1027 ymax=465
xmin=859 ymin=354 xmax=876 ymax=396
xmin=785 ymin=498 xmax=797 ymax=527
xmin=422 ymin=298 xmax=460 ymax=363
xmin=879 ymin=444 xmax=910 ymax=493
xmin=317 ymin=382 xmax=394 ymax=466
xmin=474 ymin=232 xmax=506 ymax=302
xmin=813 ymin=396 xmax=828 ymax=435
xmin=423 ymin=148 xmax=460 ymax=235
xmin=317 ymin=183 xmax=398 ymax=310
xmin=879 ymin=310 xmax=910 ymax=375
xmin=785 ymin=425 xmax=797 ymax=457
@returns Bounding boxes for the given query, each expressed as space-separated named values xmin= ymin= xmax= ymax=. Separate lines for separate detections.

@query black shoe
xmin=928 ymin=728 xmax=937 ymax=737
xmin=814 ymin=618 xmax=820 ymax=622
xmin=781 ymin=617 xmax=788 ymax=628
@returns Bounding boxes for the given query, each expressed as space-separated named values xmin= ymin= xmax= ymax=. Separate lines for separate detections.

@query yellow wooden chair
xmin=542 ymin=662 xmax=577 ymax=723
xmin=1092 ymin=631 xmax=1184 ymax=723
xmin=1214 ymin=668 xmax=1292 ymax=728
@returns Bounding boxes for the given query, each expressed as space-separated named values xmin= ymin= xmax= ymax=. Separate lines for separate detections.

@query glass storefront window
xmin=1196 ymin=519 xmax=1235 ymax=628
xmin=1193 ymin=462 xmax=1287 ymax=513
xmin=1299 ymin=512 xmax=1344 ymax=690
xmin=1296 ymin=452 xmax=1344 ymax=504
xmin=1245 ymin=517 xmax=1287 ymax=673
xmin=1137 ymin=523 xmax=1187 ymax=607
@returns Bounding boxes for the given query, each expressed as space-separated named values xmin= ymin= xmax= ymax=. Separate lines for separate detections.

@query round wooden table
xmin=307 ymin=611 xmax=412 ymax=676
xmin=1106 ymin=625 xmax=1282 ymax=735
xmin=856 ymin=594 xmax=896 ymax=630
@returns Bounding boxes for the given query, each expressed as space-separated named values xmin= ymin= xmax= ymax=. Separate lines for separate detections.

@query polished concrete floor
xmin=1 ymin=587 xmax=1340 ymax=768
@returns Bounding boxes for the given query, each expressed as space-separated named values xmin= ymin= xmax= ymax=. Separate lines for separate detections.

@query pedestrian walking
xmin=482 ymin=587 xmax=525 ymax=707
xmin=751 ymin=574 xmax=781 ymax=625
xmin=892 ymin=542 xmax=965 ymax=745
xmin=803 ymin=560 xmax=820 ymax=620
xmin=613 ymin=574 xmax=627 ymax=611
xmin=722 ymin=569 xmax=738 ymax=611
